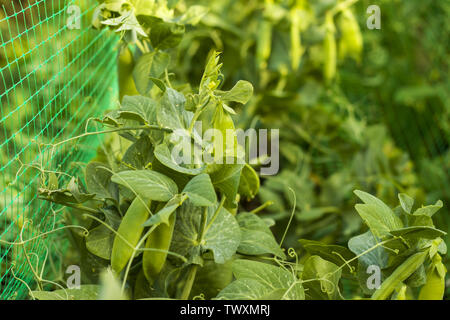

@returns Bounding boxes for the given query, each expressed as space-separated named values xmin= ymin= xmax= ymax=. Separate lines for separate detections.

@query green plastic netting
xmin=0 ymin=0 xmax=118 ymax=299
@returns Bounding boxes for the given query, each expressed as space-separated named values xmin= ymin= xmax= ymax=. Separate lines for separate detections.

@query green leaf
xmin=111 ymin=170 xmax=178 ymax=202
xmin=398 ymin=193 xmax=414 ymax=214
xmin=119 ymin=95 xmax=158 ymax=124
xmin=237 ymin=212 xmax=285 ymax=259
xmin=137 ymin=16 xmax=185 ymax=49
xmin=209 ymin=163 xmax=244 ymax=208
xmin=143 ymin=194 xmax=187 ymax=227
xmin=156 ymin=88 xmax=188 ymax=130
xmin=133 ymin=51 xmax=170 ymax=96
xmin=355 ymin=203 xmax=403 ymax=237
xmin=178 ymin=5 xmax=209 ymax=26
xmin=85 ymin=162 xmax=117 ymax=201
xmin=348 ymin=231 xmax=388 ymax=269
xmin=217 ymin=80 xmax=254 ymax=104
xmin=154 ymin=143 xmax=206 ymax=175
xmin=413 ymin=200 xmax=443 ymax=217
xmin=86 ymin=225 xmax=114 ymax=260
xmin=170 ymin=201 xmax=240 ymax=264
xmin=238 ymin=164 xmax=260 ymax=201
xmin=299 ymin=239 xmax=356 ymax=273
xmin=182 ymin=173 xmax=217 ymax=206
xmin=217 ymin=259 xmax=304 ymax=300
xmin=31 ymin=285 xmax=100 ymax=300
xmin=121 ymin=135 xmax=154 ymax=170
xmin=302 ymin=256 xmax=342 ymax=300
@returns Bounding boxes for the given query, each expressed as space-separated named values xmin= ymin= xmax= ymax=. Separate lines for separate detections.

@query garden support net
xmin=0 ymin=0 xmax=118 ymax=299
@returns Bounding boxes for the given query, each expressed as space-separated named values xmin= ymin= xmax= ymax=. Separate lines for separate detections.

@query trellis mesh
xmin=0 ymin=0 xmax=118 ymax=299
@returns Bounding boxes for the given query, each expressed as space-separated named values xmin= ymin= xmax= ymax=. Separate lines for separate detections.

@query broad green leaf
xmin=237 ymin=212 xmax=285 ymax=259
xmin=85 ymin=162 xmax=117 ymax=200
xmin=137 ymin=16 xmax=185 ymax=49
xmin=86 ymin=225 xmax=114 ymax=260
xmin=154 ymin=143 xmax=206 ymax=175
xmin=119 ymin=95 xmax=158 ymax=124
xmin=238 ymin=164 xmax=260 ymax=201
xmin=121 ymin=135 xmax=154 ymax=170
xmin=217 ymin=80 xmax=254 ymax=104
xmin=111 ymin=170 xmax=177 ymax=202
xmin=302 ymin=256 xmax=342 ymax=300
xmin=398 ymin=193 xmax=414 ymax=214
xmin=299 ymin=239 xmax=356 ymax=273
xmin=209 ymin=163 xmax=244 ymax=208
xmin=354 ymin=190 xmax=402 ymax=232
xmin=413 ymin=200 xmax=443 ymax=217
xmin=133 ymin=51 xmax=170 ymax=96
xmin=31 ymin=285 xmax=100 ymax=300
xmin=182 ymin=173 xmax=217 ymax=206
xmin=355 ymin=203 xmax=403 ymax=237
xmin=217 ymin=259 xmax=304 ymax=300
xmin=390 ymin=226 xmax=446 ymax=241
xmin=191 ymin=260 xmax=233 ymax=299
xmin=170 ymin=201 xmax=240 ymax=264
xmin=348 ymin=231 xmax=388 ymax=269
xmin=156 ymin=88 xmax=188 ymax=130
xmin=143 ymin=194 xmax=187 ymax=227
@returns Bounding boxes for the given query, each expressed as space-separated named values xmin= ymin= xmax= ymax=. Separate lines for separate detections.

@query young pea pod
xmin=418 ymin=255 xmax=446 ymax=300
xmin=323 ymin=14 xmax=337 ymax=83
xmin=338 ymin=8 xmax=363 ymax=62
xmin=111 ymin=197 xmax=150 ymax=274
xmin=143 ymin=213 xmax=176 ymax=283
xmin=118 ymin=46 xmax=138 ymax=102
xmin=372 ymin=250 xmax=428 ymax=300
xmin=256 ymin=17 xmax=272 ymax=70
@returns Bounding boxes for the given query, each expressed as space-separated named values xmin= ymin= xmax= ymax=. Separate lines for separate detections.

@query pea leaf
xmin=133 ymin=51 xmax=170 ymax=96
xmin=154 ymin=143 xmax=206 ymax=175
xmin=216 ymin=80 xmax=254 ymax=104
xmin=398 ymin=193 xmax=414 ymax=214
xmin=209 ymin=163 xmax=244 ymax=208
xmin=348 ymin=230 xmax=388 ymax=269
xmin=390 ymin=226 xmax=446 ymax=241
xmin=354 ymin=190 xmax=403 ymax=237
xmin=299 ymin=239 xmax=356 ymax=273
xmin=413 ymin=200 xmax=443 ymax=217
xmin=170 ymin=201 xmax=240 ymax=264
xmin=156 ymin=88 xmax=189 ymax=130
xmin=31 ymin=285 xmax=100 ymax=300
xmin=237 ymin=212 xmax=285 ymax=259
xmin=238 ymin=164 xmax=260 ymax=201
xmin=137 ymin=16 xmax=185 ymax=49
xmin=119 ymin=95 xmax=158 ymax=124
xmin=121 ymin=135 xmax=154 ymax=170
xmin=182 ymin=173 xmax=217 ymax=206
xmin=86 ymin=225 xmax=115 ymax=260
xmin=111 ymin=170 xmax=178 ymax=202
xmin=217 ymin=259 xmax=304 ymax=300
xmin=85 ymin=162 xmax=117 ymax=201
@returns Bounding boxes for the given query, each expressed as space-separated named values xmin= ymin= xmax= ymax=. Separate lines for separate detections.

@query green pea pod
xmin=323 ymin=15 xmax=336 ymax=83
xmin=290 ymin=8 xmax=303 ymax=70
xmin=372 ymin=251 xmax=428 ymax=300
xmin=256 ymin=18 xmax=272 ymax=70
xmin=111 ymin=197 xmax=150 ymax=274
xmin=143 ymin=213 xmax=176 ymax=283
xmin=118 ymin=46 xmax=138 ymax=102
xmin=419 ymin=256 xmax=446 ymax=300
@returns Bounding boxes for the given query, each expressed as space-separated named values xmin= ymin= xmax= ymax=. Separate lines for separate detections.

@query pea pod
xmin=372 ymin=250 xmax=428 ymax=300
xmin=118 ymin=46 xmax=138 ymax=102
xmin=338 ymin=8 xmax=363 ymax=62
xmin=111 ymin=197 xmax=150 ymax=274
xmin=290 ymin=8 xmax=303 ymax=70
xmin=323 ymin=15 xmax=336 ymax=83
xmin=419 ymin=255 xmax=446 ymax=300
xmin=143 ymin=212 xmax=176 ymax=283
